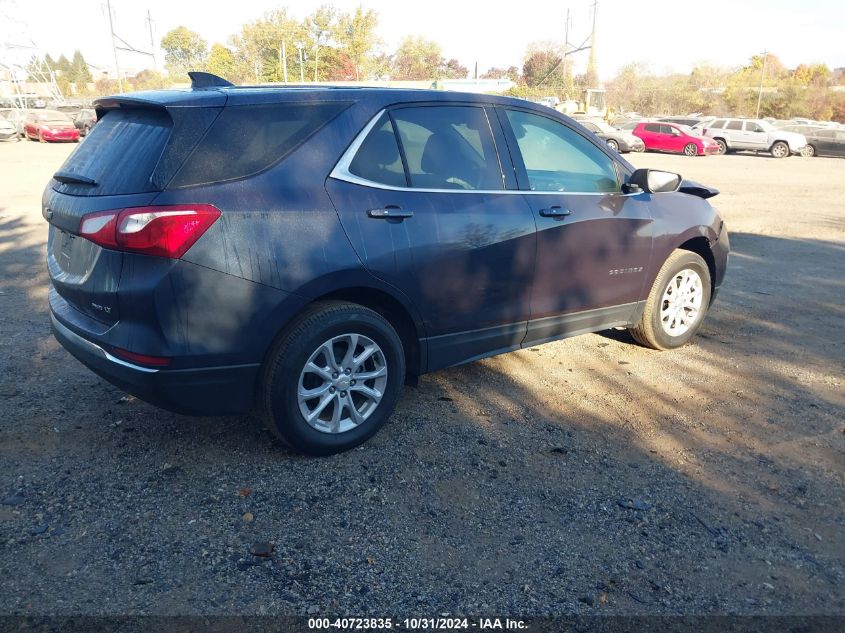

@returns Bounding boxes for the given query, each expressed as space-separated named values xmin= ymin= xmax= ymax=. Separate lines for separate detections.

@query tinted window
xmin=505 ymin=109 xmax=619 ymax=193
xmin=391 ymin=106 xmax=504 ymax=190
xmin=348 ymin=114 xmax=406 ymax=187
xmin=745 ymin=122 xmax=765 ymax=132
xmin=172 ymin=102 xmax=348 ymax=187
xmin=53 ymin=108 xmax=172 ymax=197
xmin=644 ymin=123 xmax=661 ymax=133
xmin=817 ymin=129 xmax=835 ymax=139
xmin=726 ymin=120 xmax=743 ymax=130
xmin=660 ymin=124 xmax=677 ymax=135
xmin=710 ymin=120 xmax=726 ymax=129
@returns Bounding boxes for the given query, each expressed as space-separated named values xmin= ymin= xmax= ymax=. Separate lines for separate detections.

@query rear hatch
xmin=45 ymin=92 xmax=224 ymax=325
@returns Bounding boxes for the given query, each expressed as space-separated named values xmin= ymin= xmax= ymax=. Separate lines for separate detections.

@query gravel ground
xmin=0 ymin=140 xmax=843 ymax=617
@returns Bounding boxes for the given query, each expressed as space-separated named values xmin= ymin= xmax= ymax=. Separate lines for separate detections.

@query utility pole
xmin=146 ymin=9 xmax=156 ymax=69
xmin=296 ymin=42 xmax=304 ymax=83
xmin=105 ymin=0 xmax=123 ymax=91
xmin=281 ymin=38 xmax=287 ymax=83
xmin=756 ymin=50 xmax=768 ymax=118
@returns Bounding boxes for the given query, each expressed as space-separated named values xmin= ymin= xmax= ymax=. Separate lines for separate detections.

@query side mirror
xmin=624 ymin=168 xmax=682 ymax=194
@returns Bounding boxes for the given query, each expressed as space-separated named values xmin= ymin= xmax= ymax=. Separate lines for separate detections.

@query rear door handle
xmin=539 ymin=206 xmax=571 ymax=218
xmin=368 ymin=206 xmax=413 ymax=219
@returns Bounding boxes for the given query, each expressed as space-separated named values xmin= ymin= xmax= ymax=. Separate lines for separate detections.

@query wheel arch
xmin=315 ymin=286 xmax=424 ymax=378
xmin=676 ymin=235 xmax=717 ymax=303
xmin=260 ymin=274 xmax=426 ymax=380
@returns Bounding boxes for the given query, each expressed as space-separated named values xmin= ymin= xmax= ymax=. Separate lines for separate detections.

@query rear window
xmin=170 ymin=102 xmax=349 ymax=188
xmin=53 ymin=108 xmax=172 ymax=197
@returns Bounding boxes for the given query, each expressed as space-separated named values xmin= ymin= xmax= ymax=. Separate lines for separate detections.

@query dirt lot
xmin=0 ymin=140 xmax=843 ymax=617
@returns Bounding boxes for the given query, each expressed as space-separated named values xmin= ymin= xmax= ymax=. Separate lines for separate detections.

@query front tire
xmin=802 ymin=145 xmax=815 ymax=157
xmin=683 ymin=143 xmax=698 ymax=156
xmin=262 ymin=301 xmax=405 ymax=455
xmin=628 ymin=250 xmax=712 ymax=350
xmin=714 ymin=138 xmax=727 ymax=155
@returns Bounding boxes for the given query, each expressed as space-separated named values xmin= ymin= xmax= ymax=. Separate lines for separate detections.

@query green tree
xmin=70 ymin=50 xmax=93 ymax=85
xmin=55 ymin=54 xmax=72 ymax=76
xmin=161 ymin=26 xmax=208 ymax=78
xmin=206 ymin=44 xmax=237 ymax=81
xmin=336 ymin=5 xmax=380 ymax=80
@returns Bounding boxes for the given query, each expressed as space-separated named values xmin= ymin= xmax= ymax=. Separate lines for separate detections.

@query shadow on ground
xmin=0 ymin=227 xmax=842 ymax=616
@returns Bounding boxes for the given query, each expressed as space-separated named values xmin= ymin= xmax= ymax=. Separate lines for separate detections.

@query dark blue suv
xmin=46 ymin=73 xmax=729 ymax=455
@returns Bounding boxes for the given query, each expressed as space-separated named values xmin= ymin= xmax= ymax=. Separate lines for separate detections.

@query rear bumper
xmin=51 ymin=312 xmax=259 ymax=416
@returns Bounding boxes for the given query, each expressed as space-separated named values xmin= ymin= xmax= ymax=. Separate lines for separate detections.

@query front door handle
xmin=368 ymin=206 xmax=413 ymax=219
xmin=539 ymin=206 xmax=571 ymax=218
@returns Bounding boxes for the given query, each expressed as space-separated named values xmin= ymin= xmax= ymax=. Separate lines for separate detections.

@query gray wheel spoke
xmin=299 ymin=383 xmax=331 ymax=399
xmin=306 ymin=393 xmax=335 ymax=422
xmin=355 ymin=366 xmax=387 ymax=380
xmin=350 ymin=383 xmax=382 ymax=401
xmin=305 ymin=362 xmax=333 ymax=381
xmin=340 ymin=333 xmax=359 ymax=369
xmin=352 ymin=345 xmax=378 ymax=369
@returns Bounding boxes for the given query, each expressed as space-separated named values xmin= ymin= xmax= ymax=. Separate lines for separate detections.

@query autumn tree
xmin=336 ymin=5 xmax=380 ymax=80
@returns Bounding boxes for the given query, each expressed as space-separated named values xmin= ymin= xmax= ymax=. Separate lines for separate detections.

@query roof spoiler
xmin=188 ymin=72 xmax=234 ymax=88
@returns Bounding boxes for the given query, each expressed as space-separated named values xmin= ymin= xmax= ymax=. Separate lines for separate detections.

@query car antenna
xmin=188 ymin=72 xmax=234 ymax=88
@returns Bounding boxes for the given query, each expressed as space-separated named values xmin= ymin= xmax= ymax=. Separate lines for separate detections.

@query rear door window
xmin=390 ymin=106 xmax=504 ymax=190
xmin=726 ymin=120 xmax=743 ymax=130
xmin=644 ymin=123 xmax=662 ymax=133
xmin=348 ymin=113 xmax=406 ymax=187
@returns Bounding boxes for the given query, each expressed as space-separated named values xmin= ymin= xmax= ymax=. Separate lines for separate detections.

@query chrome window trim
xmin=330 ymin=109 xmax=637 ymax=198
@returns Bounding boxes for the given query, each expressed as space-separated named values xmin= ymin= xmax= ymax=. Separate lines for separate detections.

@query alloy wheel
xmin=297 ymin=333 xmax=388 ymax=434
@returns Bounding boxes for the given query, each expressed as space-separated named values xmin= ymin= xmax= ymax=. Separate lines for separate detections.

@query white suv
xmin=703 ymin=118 xmax=806 ymax=158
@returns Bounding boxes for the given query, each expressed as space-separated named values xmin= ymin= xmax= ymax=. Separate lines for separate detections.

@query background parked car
xmin=702 ymin=118 xmax=806 ymax=157
xmin=578 ymin=118 xmax=645 ymax=152
xmin=0 ymin=108 xmax=33 ymax=138
xmin=781 ymin=126 xmax=845 ymax=157
xmin=0 ymin=116 xmax=18 ymax=141
xmin=632 ymin=121 xmax=719 ymax=156
xmin=23 ymin=110 xmax=80 ymax=142
xmin=73 ymin=109 xmax=98 ymax=136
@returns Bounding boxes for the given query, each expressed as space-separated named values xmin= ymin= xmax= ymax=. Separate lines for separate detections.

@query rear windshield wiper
xmin=53 ymin=171 xmax=97 ymax=186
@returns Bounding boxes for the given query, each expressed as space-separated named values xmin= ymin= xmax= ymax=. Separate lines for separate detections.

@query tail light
xmin=79 ymin=204 xmax=221 ymax=259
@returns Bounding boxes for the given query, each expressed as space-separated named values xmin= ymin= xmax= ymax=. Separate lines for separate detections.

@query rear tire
xmin=628 ymin=250 xmax=712 ymax=350
xmin=770 ymin=141 xmax=789 ymax=158
xmin=606 ymin=139 xmax=619 ymax=152
xmin=261 ymin=301 xmax=405 ymax=455
xmin=714 ymin=138 xmax=727 ymax=155
xmin=683 ymin=143 xmax=698 ymax=156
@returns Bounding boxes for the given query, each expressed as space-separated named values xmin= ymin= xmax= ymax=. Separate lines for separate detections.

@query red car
xmin=24 ymin=110 xmax=80 ymax=143
xmin=632 ymin=121 xmax=718 ymax=156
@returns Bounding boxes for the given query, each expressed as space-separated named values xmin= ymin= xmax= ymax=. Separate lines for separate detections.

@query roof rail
xmin=188 ymin=72 xmax=234 ymax=88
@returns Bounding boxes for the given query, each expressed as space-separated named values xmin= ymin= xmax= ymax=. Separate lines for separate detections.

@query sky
xmin=2 ymin=0 xmax=844 ymax=79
